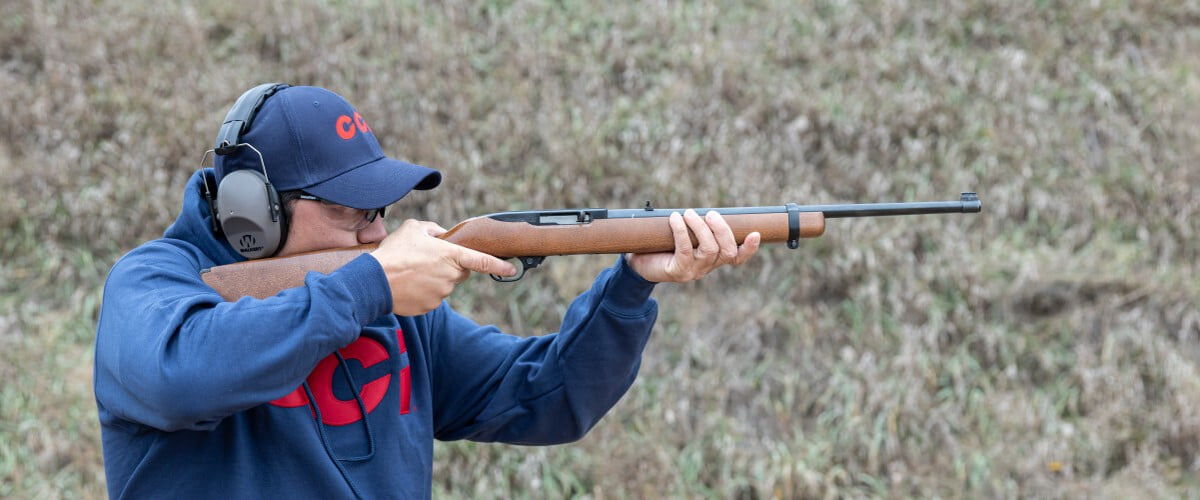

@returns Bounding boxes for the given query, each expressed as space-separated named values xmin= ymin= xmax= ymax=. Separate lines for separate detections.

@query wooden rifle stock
xmin=199 ymin=212 xmax=824 ymax=300
xmin=200 ymin=193 xmax=981 ymax=300
xmin=201 ymin=244 xmax=380 ymax=301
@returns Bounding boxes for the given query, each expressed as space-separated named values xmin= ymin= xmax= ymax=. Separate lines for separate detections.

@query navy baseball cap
xmin=214 ymin=86 xmax=440 ymax=209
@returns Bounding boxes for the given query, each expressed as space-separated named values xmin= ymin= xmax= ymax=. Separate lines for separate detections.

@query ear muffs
xmin=205 ymin=83 xmax=291 ymax=259
xmin=214 ymin=169 xmax=285 ymax=259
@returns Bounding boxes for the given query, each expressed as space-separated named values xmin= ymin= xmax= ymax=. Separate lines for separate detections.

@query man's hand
xmin=626 ymin=210 xmax=761 ymax=283
xmin=370 ymin=219 xmax=517 ymax=316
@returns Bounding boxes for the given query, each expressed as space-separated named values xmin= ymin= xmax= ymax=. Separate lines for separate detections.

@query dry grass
xmin=2 ymin=0 xmax=1199 ymax=497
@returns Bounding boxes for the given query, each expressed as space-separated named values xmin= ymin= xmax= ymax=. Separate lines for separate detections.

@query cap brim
xmin=302 ymin=156 xmax=441 ymax=209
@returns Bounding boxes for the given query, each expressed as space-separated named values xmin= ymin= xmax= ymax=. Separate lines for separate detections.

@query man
xmin=94 ymin=85 xmax=761 ymax=498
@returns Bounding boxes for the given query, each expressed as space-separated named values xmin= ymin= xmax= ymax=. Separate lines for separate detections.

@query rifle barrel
xmin=805 ymin=192 xmax=981 ymax=218
xmin=603 ymin=192 xmax=981 ymax=220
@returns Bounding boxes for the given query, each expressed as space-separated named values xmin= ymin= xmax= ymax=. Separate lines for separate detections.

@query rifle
xmin=200 ymin=193 xmax=982 ymax=300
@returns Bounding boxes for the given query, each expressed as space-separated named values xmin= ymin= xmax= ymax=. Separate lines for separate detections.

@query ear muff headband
xmin=205 ymin=83 xmax=291 ymax=259
xmin=214 ymin=83 xmax=289 ymax=154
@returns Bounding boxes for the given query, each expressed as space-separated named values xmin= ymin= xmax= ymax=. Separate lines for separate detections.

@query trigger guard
xmin=490 ymin=256 xmax=546 ymax=282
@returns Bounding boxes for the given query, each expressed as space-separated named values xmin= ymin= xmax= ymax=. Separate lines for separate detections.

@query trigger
xmin=491 ymin=256 xmax=546 ymax=282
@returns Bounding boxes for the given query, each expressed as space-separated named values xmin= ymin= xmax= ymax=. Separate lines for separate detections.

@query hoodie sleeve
xmin=430 ymin=255 xmax=658 ymax=444
xmin=94 ymin=241 xmax=392 ymax=432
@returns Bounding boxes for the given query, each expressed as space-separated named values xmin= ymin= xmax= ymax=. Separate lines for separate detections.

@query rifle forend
xmin=200 ymin=193 xmax=982 ymax=299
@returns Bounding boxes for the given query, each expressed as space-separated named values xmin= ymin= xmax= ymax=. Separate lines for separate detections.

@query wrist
xmin=624 ymin=252 xmax=671 ymax=283
xmin=605 ymin=255 xmax=658 ymax=311
xmin=330 ymin=253 xmax=394 ymax=322
xmin=618 ymin=254 xmax=657 ymax=286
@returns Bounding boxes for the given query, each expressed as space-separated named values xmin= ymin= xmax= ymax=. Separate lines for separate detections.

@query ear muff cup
xmin=216 ymin=169 xmax=283 ymax=259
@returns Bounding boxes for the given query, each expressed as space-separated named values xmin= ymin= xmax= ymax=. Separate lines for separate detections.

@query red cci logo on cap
xmin=336 ymin=112 xmax=371 ymax=140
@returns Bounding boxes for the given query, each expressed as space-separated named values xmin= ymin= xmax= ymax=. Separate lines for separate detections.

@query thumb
xmin=420 ymin=221 xmax=449 ymax=237
xmin=453 ymin=247 xmax=518 ymax=277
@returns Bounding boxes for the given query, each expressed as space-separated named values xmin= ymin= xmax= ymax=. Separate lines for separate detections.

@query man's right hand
xmin=369 ymin=219 xmax=517 ymax=316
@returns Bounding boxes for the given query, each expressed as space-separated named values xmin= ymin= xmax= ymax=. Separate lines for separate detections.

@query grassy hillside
xmin=2 ymin=0 xmax=1198 ymax=497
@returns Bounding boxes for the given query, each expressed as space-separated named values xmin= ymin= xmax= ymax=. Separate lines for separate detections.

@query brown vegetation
xmin=2 ymin=0 xmax=1198 ymax=497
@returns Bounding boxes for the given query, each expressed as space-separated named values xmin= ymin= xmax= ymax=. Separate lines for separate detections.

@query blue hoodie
xmin=94 ymin=170 xmax=659 ymax=499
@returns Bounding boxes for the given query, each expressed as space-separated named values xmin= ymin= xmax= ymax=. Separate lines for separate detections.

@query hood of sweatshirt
xmin=164 ymin=168 xmax=250 ymax=265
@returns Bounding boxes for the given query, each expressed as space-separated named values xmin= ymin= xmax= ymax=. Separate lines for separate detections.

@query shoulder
xmin=109 ymin=239 xmax=208 ymax=276
xmin=103 ymin=239 xmax=214 ymax=299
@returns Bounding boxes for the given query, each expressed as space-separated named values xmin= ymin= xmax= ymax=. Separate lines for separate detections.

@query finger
xmin=733 ymin=232 xmax=762 ymax=266
xmin=668 ymin=212 xmax=693 ymax=261
xmin=705 ymin=211 xmax=738 ymax=266
xmin=452 ymin=245 xmax=518 ymax=276
xmin=422 ymin=221 xmax=449 ymax=237
xmin=683 ymin=209 xmax=718 ymax=264
xmin=661 ymin=212 xmax=693 ymax=279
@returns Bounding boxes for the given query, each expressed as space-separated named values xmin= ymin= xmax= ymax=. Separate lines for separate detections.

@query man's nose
xmin=358 ymin=217 xmax=388 ymax=244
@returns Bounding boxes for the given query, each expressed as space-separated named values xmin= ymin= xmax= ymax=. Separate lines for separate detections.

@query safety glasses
xmin=297 ymin=193 xmax=386 ymax=231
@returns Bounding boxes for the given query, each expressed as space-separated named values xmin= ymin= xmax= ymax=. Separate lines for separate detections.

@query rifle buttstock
xmin=200 ymin=244 xmax=377 ymax=301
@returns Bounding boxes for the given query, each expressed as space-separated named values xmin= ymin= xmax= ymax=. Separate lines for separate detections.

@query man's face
xmin=276 ymin=197 xmax=389 ymax=256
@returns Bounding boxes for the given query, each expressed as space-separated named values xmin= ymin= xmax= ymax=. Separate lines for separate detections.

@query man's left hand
xmin=627 ymin=210 xmax=762 ymax=283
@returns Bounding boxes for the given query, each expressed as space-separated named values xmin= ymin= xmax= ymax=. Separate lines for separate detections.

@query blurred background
xmin=2 ymin=0 xmax=1198 ymax=497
